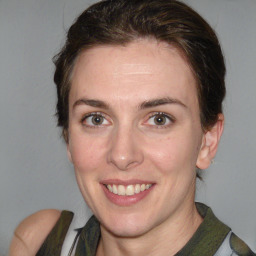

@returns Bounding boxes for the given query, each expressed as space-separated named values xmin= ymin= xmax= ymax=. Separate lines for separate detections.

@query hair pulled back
xmin=54 ymin=0 xmax=226 ymax=139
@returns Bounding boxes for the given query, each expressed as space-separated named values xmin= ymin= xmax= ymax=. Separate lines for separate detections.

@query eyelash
xmin=146 ymin=112 xmax=175 ymax=128
xmin=81 ymin=112 xmax=110 ymax=128
xmin=80 ymin=112 xmax=175 ymax=128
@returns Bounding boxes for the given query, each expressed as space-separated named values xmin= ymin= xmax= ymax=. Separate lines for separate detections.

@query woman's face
xmin=67 ymin=40 xmax=207 ymax=237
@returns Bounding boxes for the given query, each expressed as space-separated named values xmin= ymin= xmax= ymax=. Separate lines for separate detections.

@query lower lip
xmin=101 ymin=184 xmax=155 ymax=206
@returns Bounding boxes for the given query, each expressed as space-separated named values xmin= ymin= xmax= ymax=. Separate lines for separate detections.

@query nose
xmin=107 ymin=125 xmax=144 ymax=171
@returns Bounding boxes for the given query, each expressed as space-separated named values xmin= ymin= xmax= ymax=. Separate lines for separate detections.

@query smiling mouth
xmin=104 ymin=184 xmax=153 ymax=196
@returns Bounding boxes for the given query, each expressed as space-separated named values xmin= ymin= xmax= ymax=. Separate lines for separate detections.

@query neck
xmin=96 ymin=202 xmax=202 ymax=256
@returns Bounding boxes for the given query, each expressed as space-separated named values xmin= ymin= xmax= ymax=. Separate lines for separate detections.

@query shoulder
xmin=215 ymin=231 xmax=256 ymax=256
xmin=9 ymin=209 xmax=61 ymax=256
xmin=230 ymin=233 xmax=256 ymax=256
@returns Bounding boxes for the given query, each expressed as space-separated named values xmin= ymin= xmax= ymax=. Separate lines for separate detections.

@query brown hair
xmin=54 ymin=0 xmax=226 ymax=140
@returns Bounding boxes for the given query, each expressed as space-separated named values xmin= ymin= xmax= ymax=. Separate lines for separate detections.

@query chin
xmin=98 ymin=210 xmax=159 ymax=238
xmin=104 ymin=221 xmax=151 ymax=238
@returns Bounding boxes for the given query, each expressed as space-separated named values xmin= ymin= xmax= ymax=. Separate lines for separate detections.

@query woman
xmin=10 ymin=0 xmax=255 ymax=255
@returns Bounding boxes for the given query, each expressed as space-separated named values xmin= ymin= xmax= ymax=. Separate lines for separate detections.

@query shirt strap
xmin=36 ymin=210 xmax=74 ymax=256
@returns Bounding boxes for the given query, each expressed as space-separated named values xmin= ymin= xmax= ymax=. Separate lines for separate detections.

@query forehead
xmin=70 ymin=39 xmax=198 ymax=108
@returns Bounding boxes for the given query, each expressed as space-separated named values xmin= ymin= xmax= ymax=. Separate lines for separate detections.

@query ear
xmin=196 ymin=114 xmax=224 ymax=170
xmin=64 ymin=129 xmax=73 ymax=163
xmin=66 ymin=143 xmax=73 ymax=163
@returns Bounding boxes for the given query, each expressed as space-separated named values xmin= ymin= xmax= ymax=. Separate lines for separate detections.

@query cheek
xmin=68 ymin=135 xmax=107 ymax=173
xmin=145 ymin=134 xmax=201 ymax=175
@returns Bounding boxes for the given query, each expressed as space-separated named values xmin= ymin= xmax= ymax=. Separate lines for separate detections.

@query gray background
xmin=0 ymin=0 xmax=255 ymax=255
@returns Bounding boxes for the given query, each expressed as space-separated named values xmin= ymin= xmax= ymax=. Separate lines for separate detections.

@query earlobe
xmin=67 ymin=144 xmax=73 ymax=163
xmin=64 ymin=129 xmax=73 ymax=163
xmin=196 ymin=114 xmax=224 ymax=170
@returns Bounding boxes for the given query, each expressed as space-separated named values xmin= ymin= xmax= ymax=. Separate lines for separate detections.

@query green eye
xmin=154 ymin=115 xmax=167 ymax=125
xmin=146 ymin=112 xmax=174 ymax=127
xmin=82 ymin=113 xmax=110 ymax=127
xmin=91 ymin=115 xmax=104 ymax=125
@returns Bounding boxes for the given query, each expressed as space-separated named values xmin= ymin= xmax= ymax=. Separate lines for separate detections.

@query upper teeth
xmin=106 ymin=184 xmax=152 ymax=196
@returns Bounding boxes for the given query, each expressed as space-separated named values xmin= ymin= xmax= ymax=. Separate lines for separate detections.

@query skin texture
xmin=9 ymin=209 xmax=60 ymax=256
xmin=10 ymin=39 xmax=223 ymax=256
xmin=67 ymin=39 xmax=224 ymax=256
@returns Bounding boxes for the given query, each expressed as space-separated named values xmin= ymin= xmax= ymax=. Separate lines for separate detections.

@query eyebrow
xmin=139 ymin=97 xmax=187 ymax=109
xmin=72 ymin=97 xmax=187 ymax=110
xmin=73 ymin=99 xmax=109 ymax=109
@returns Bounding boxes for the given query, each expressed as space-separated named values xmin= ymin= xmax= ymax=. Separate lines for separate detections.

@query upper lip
xmin=100 ymin=179 xmax=155 ymax=186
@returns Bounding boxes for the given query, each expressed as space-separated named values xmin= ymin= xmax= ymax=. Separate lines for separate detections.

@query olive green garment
xmin=36 ymin=203 xmax=255 ymax=256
